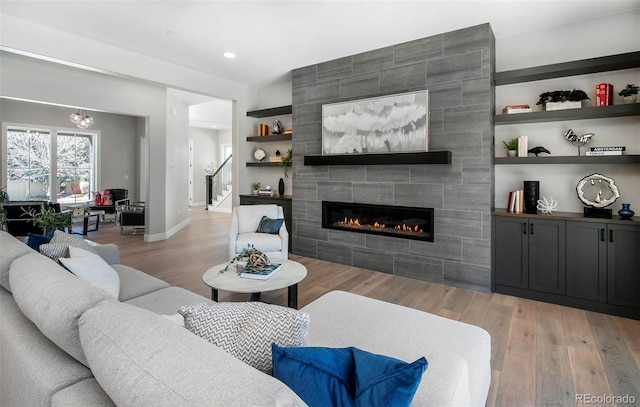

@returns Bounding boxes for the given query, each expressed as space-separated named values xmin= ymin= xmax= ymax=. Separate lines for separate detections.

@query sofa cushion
xmin=125 ymin=286 xmax=214 ymax=315
xmin=26 ymin=231 xmax=54 ymax=251
xmin=272 ymin=344 xmax=427 ymax=407
xmin=51 ymin=378 xmax=115 ymax=407
xmin=59 ymin=247 xmax=120 ymax=299
xmin=9 ymin=252 xmax=115 ymax=366
xmin=256 ymin=215 xmax=285 ymax=234
xmin=301 ymin=291 xmax=491 ymax=407
xmin=39 ymin=230 xmax=98 ymax=262
xmin=110 ymin=263 xmax=169 ymax=301
xmin=236 ymin=232 xmax=283 ymax=253
xmin=79 ymin=300 xmax=306 ymax=406
xmin=237 ymin=204 xmax=280 ymax=233
xmin=1 ymin=288 xmax=93 ymax=406
xmin=0 ymin=230 xmax=33 ymax=292
xmin=178 ymin=302 xmax=309 ymax=373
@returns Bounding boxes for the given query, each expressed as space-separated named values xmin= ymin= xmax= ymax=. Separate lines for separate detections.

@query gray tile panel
xmin=295 ymin=103 xmax=323 ymax=125
xmin=462 ymin=77 xmax=491 ymax=106
xmin=329 ymin=230 xmax=366 ymax=247
xmin=296 ymin=219 xmax=328 ymax=241
xmin=444 ymin=261 xmax=491 ymax=292
xmin=317 ymin=181 xmax=353 ymax=202
xmin=340 ymin=72 xmax=380 ymax=99
xmin=481 ymin=212 xmax=491 ymax=240
xmin=292 ymin=180 xmax=318 ymax=201
xmin=292 ymin=200 xmax=307 ymax=220
xmin=444 ymin=184 xmax=491 ymax=211
xmin=307 ymin=79 xmax=341 ymax=103
xmin=292 ymin=86 xmax=307 ymax=105
xmin=353 ymin=46 xmax=394 ymax=75
xmin=443 ymin=106 xmax=491 ymax=133
xmin=462 ymin=237 xmax=491 ymax=267
xmin=291 ymin=122 xmax=321 ymax=142
xmin=393 ymin=36 xmax=443 ymax=66
xmin=410 ymin=235 xmax=462 ymax=262
xmin=295 ymin=165 xmax=329 ymax=181
xmin=435 ymin=209 xmax=482 ymax=238
xmin=443 ymin=23 xmax=492 ymax=56
xmin=365 ymin=234 xmax=410 ymax=255
xmin=292 ymin=237 xmax=317 ymax=258
xmin=380 ymin=62 xmax=426 ymax=93
xmin=317 ymin=241 xmax=353 ymax=266
xmin=394 ymin=254 xmax=444 ymax=283
xmin=462 ymin=157 xmax=491 ymax=185
xmin=329 ymin=166 xmax=366 ymax=182
xmin=409 ymin=160 xmax=462 ymax=185
xmin=394 ymin=183 xmax=444 ymax=209
xmin=292 ymin=66 xmax=317 ymax=87
xmin=427 ymin=51 xmax=482 ymax=84
xmin=353 ymin=183 xmax=394 ymax=206
xmin=427 ymin=81 xmax=462 ymax=110
xmin=366 ymin=165 xmax=410 ymax=183
xmin=353 ymin=247 xmax=394 ymax=274
xmin=317 ymin=57 xmax=353 ymax=81
xmin=307 ymin=141 xmax=323 ymax=155
xmin=306 ymin=200 xmax=322 ymax=221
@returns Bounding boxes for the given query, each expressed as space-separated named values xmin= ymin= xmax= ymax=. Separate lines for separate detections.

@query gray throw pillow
xmin=39 ymin=230 xmax=98 ymax=262
xmin=178 ymin=302 xmax=309 ymax=374
xmin=256 ymin=216 xmax=284 ymax=234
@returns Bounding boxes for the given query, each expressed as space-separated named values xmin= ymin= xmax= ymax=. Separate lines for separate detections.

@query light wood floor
xmin=91 ymin=209 xmax=640 ymax=407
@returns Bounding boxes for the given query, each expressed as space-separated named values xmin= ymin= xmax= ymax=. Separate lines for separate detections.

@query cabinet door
xmin=528 ymin=219 xmax=565 ymax=295
xmin=565 ymin=222 xmax=607 ymax=302
xmin=607 ymin=223 xmax=640 ymax=309
xmin=494 ymin=216 xmax=528 ymax=288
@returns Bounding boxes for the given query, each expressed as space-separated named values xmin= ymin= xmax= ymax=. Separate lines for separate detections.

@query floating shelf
xmin=494 ymin=51 xmax=640 ymax=85
xmin=246 ymin=134 xmax=292 ymax=142
xmin=246 ymin=105 xmax=292 ymax=118
xmin=494 ymin=155 xmax=640 ymax=165
xmin=304 ymin=151 xmax=452 ymax=166
xmin=495 ymin=103 xmax=640 ymax=125
xmin=246 ymin=162 xmax=283 ymax=167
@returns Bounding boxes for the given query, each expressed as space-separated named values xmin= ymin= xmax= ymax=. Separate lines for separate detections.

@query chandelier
xmin=70 ymin=109 xmax=94 ymax=129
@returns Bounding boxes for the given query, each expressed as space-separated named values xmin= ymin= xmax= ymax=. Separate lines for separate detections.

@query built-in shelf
xmin=246 ymin=105 xmax=292 ymax=118
xmin=494 ymin=155 xmax=640 ymax=165
xmin=246 ymin=134 xmax=292 ymax=142
xmin=304 ymin=151 xmax=452 ymax=166
xmin=495 ymin=103 xmax=640 ymax=125
xmin=494 ymin=51 xmax=640 ymax=85
xmin=246 ymin=162 xmax=283 ymax=167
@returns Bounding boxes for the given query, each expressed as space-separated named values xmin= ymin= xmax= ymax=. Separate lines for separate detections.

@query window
xmin=5 ymin=126 xmax=97 ymax=204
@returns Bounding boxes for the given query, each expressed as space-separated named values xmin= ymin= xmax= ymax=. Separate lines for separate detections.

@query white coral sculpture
xmin=536 ymin=196 xmax=558 ymax=214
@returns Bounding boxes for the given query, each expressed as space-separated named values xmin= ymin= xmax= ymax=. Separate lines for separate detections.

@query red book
xmin=596 ymin=83 xmax=613 ymax=106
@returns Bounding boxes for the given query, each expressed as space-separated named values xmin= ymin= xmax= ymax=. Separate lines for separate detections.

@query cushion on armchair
xmin=237 ymin=205 xmax=280 ymax=234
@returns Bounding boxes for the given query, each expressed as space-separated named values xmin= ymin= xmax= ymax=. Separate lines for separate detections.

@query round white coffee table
xmin=202 ymin=259 xmax=307 ymax=308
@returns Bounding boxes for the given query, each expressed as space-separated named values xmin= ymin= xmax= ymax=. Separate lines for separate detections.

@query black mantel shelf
xmin=304 ymin=151 xmax=452 ymax=166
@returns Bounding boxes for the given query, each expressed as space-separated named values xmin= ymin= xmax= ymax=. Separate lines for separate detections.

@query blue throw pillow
xmin=26 ymin=231 xmax=54 ymax=251
xmin=272 ymin=344 xmax=427 ymax=407
xmin=256 ymin=216 xmax=284 ymax=234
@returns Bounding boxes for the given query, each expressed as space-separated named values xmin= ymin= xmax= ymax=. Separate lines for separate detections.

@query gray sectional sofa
xmin=0 ymin=230 xmax=491 ymax=406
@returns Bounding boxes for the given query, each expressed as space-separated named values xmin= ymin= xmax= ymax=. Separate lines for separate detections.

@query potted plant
xmin=0 ymin=187 xmax=8 ymax=231
xmin=21 ymin=206 xmax=72 ymax=236
xmin=280 ymin=149 xmax=293 ymax=179
xmin=618 ymin=84 xmax=639 ymax=104
xmin=503 ymin=138 xmax=519 ymax=157
xmin=536 ymin=89 xmax=590 ymax=110
xmin=251 ymin=182 xmax=261 ymax=195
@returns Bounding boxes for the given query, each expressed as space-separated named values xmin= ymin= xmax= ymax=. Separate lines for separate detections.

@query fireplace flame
xmin=337 ymin=217 xmax=423 ymax=234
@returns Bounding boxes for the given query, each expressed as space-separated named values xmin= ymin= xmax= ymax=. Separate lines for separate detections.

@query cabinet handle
xmin=530 ymin=223 xmax=534 ymax=235
xmin=600 ymin=229 xmax=605 ymax=242
xmin=523 ymin=222 xmax=527 ymax=234
xmin=609 ymin=229 xmax=614 ymax=243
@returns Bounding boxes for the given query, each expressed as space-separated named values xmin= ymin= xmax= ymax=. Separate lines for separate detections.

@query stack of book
xmin=596 ymin=83 xmax=613 ymax=106
xmin=258 ymin=188 xmax=274 ymax=196
xmin=585 ymin=146 xmax=625 ymax=156
xmin=502 ymin=104 xmax=532 ymax=114
xmin=259 ymin=124 xmax=269 ymax=136
xmin=518 ymin=135 xmax=528 ymax=157
xmin=506 ymin=190 xmax=524 ymax=213
xmin=283 ymin=129 xmax=293 ymax=135
xmin=240 ymin=263 xmax=282 ymax=280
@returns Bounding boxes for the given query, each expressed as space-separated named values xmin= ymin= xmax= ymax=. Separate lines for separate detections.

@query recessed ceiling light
xmin=223 ymin=52 xmax=236 ymax=59
xmin=165 ymin=30 xmax=175 ymax=36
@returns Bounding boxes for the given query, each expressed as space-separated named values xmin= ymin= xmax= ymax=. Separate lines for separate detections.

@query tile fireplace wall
xmin=291 ymin=24 xmax=495 ymax=292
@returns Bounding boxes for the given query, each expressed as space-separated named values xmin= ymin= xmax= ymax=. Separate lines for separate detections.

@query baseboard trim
xmin=144 ymin=218 xmax=190 ymax=242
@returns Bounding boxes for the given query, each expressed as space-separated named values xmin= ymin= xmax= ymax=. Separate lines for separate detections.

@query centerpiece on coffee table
xmin=222 ymin=244 xmax=269 ymax=274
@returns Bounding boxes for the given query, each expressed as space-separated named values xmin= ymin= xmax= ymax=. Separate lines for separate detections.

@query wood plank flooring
xmin=90 ymin=209 xmax=640 ymax=406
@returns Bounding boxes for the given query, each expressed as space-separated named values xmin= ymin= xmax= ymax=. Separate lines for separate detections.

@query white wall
xmin=495 ymin=10 xmax=640 ymax=213
xmin=189 ymin=127 xmax=219 ymax=205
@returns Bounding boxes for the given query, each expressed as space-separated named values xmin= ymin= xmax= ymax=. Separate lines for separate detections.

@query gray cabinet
xmin=607 ymin=223 xmax=640 ymax=309
xmin=494 ymin=216 xmax=565 ymax=295
xmin=494 ymin=211 xmax=640 ymax=319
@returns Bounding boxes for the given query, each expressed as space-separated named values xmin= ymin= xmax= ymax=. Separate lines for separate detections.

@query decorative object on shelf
xmin=502 ymin=104 xmax=531 ymax=114
xmin=322 ymin=90 xmax=428 ymax=155
xmin=503 ymin=138 xmax=518 ymax=157
xmin=258 ymin=186 xmax=274 ymax=196
xmin=222 ymin=244 xmax=269 ymax=274
xmin=259 ymin=124 xmax=269 ymax=136
xmin=269 ymin=149 xmax=283 ymax=163
xmin=523 ymin=181 xmax=540 ymax=214
xmin=254 ymin=146 xmax=266 ymax=161
xmin=564 ymin=128 xmax=594 ymax=155
xmin=596 ymin=83 xmax=613 ymax=106
xmin=536 ymin=196 xmax=558 ymax=214
xmin=528 ymin=146 xmax=550 ymax=156
xmin=251 ymin=182 xmax=261 ymax=195
xmin=281 ymin=149 xmax=293 ymax=178
xmin=69 ymin=109 xmax=94 ymax=129
xmin=536 ymin=89 xmax=590 ymax=111
xmin=278 ymin=178 xmax=285 ymax=197
xmin=617 ymin=203 xmax=635 ymax=220
xmin=272 ymin=119 xmax=284 ymax=134
xmin=276 ymin=150 xmax=281 ymax=157
xmin=576 ymin=173 xmax=620 ymax=219
xmin=618 ymin=84 xmax=639 ymax=104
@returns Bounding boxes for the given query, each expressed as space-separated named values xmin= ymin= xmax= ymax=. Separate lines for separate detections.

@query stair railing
xmin=209 ymin=154 xmax=232 ymax=204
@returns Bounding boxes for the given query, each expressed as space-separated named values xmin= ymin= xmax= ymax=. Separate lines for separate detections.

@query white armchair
xmin=228 ymin=204 xmax=289 ymax=261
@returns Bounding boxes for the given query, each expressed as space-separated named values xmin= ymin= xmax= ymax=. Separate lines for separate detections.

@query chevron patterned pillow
xmin=178 ymin=302 xmax=309 ymax=374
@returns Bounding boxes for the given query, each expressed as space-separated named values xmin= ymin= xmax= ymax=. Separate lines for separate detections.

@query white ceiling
xmin=2 ymin=0 xmax=639 ymax=87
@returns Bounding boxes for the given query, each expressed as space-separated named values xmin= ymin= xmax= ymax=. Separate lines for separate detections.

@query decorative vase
xmin=272 ymin=120 xmax=284 ymax=134
xmin=523 ymin=181 xmax=540 ymax=214
xmin=507 ymin=150 xmax=517 ymax=157
xmin=278 ymin=178 xmax=285 ymax=197
xmin=618 ymin=203 xmax=635 ymax=220
xmin=622 ymin=95 xmax=637 ymax=104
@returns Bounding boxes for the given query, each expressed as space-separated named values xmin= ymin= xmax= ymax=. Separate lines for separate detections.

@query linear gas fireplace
xmin=322 ymin=201 xmax=434 ymax=242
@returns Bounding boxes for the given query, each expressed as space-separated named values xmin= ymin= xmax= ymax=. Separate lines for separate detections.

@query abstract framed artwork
xmin=322 ymin=90 xmax=428 ymax=155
